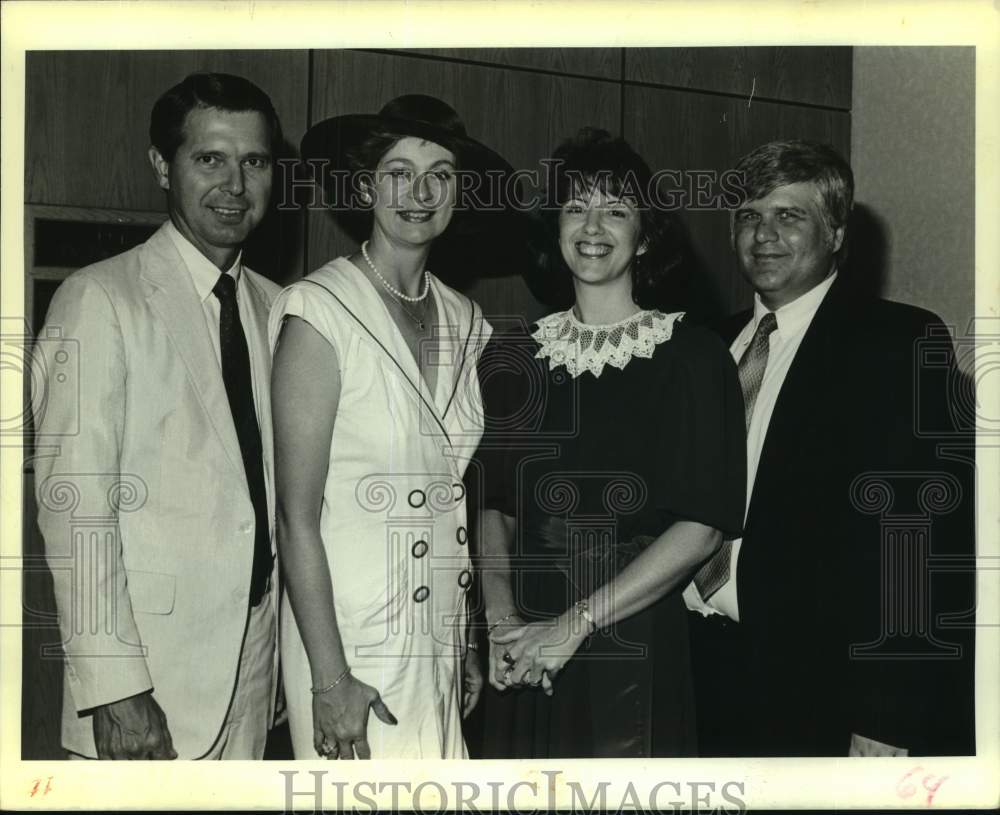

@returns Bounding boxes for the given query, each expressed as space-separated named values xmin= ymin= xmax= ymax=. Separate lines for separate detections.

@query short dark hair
xmin=343 ymin=127 xmax=462 ymax=213
xmin=345 ymin=128 xmax=407 ymax=210
xmin=734 ymin=139 xmax=854 ymax=233
xmin=536 ymin=127 xmax=683 ymax=310
xmin=345 ymin=128 xmax=404 ymax=176
xmin=149 ymin=72 xmax=282 ymax=161
xmin=345 ymin=128 xmax=461 ymax=175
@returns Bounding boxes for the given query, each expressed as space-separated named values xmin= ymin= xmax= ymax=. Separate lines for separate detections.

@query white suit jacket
xmin=31 ymin=223 xmax=281 ymax=758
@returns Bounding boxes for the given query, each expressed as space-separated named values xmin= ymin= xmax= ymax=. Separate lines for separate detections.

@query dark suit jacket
xmin=694 ymin=276 xmax=975 ymax=757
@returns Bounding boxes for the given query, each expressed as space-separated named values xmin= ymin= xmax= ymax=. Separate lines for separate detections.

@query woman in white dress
xmin=269 ymin=96 xmax=510 ymax=759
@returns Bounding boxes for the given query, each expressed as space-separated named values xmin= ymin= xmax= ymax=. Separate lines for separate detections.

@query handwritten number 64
xmin=897 ymin=767 xmax=949 ymax=806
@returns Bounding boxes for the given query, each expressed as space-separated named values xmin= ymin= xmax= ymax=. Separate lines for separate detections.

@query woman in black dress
xmin=476 ymin=128 xmax=746 ymax=758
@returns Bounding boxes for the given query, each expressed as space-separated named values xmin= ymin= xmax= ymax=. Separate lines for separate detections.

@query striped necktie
xmin=693 ymin=312 xmax=778 ymax=600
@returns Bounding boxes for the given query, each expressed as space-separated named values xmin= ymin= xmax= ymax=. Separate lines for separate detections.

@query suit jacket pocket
xmin=125 ymin=569 xmax=176 ymax=615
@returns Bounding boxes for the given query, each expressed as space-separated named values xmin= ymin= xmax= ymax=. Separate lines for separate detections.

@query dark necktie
xmin=213 ymin=273 xmax=272 ymax=607
xmin=693 ymin=312 xmax=778 ymax=600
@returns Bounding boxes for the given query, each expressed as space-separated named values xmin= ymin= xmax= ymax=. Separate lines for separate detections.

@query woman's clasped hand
xmin=488 ymin=610 xmax=593 ymax=696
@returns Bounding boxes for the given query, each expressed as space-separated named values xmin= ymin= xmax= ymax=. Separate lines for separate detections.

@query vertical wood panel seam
xmin=619 ymin=48 xmax=626 ymax=137
xmin=303 ymin=48 xmax=315 ymax=278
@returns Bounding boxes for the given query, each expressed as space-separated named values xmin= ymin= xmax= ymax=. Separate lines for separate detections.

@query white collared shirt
xmin=163 ymin=221 xmax=267 ymax=426
xmin=683 ymin=271 xmax=838 ymax=621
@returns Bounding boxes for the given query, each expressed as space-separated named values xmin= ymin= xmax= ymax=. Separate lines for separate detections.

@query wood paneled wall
xmin=26 ymin=51 xmax=310 ymax=211
xmin=625 ymin=86 xmax=850 ymax=312
xmin=26 ymin=46 xmax=851 ymax=319
xmin=626 ymin=47 xmax=852 ymax=108
xmin=25 ymin=50 xmax=311 ymax=282
xmin=22 ymin=47 xmax=851 ymax=759
xmin=306 ymin=49 xmax=623 ymax=323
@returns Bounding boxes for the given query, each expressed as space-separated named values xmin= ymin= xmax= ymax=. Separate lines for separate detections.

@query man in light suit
xmin=685 ymin=140 xmax=975 ymax=757
xmin=32 ymin=73 xmax=284 ymax=759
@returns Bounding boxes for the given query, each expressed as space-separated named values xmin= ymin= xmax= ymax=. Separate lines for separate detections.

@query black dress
xmin=475 ymin=310 xmax=746 ymax=759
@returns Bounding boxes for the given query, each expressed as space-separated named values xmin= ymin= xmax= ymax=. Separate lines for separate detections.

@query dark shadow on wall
xmin=843 ymin=202 xmax=977 ymax=440
xmin=840 ymin=202 xmax=890 ymax=299
xmin=244 ymin=135 xmax=303 ymax=287
xmin=662 ymin=215 xmax=727 ymax=323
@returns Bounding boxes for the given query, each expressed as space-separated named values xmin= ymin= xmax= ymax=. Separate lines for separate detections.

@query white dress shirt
xmin=683 ymin=272 xmax=838 ymax=621
xmin=163 ymin=221 xmax=268 ymax=431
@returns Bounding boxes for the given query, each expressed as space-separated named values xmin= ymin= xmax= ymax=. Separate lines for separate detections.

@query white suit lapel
xmin=139 ymin=226 xmax=245 ymax=480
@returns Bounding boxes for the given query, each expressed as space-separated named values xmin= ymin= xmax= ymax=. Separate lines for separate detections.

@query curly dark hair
xmin=533 ymin=127 xmax=684 ymax=310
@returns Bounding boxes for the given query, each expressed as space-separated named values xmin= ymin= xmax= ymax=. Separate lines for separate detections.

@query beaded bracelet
xmin=311 ymin=666 xmax=351 ymax=695
xmin=573 ymin=600 xmax=597 ymax=634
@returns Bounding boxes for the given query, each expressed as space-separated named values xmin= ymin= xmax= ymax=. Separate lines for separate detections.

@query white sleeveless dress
xmin=268 ymin=257 xmax=491 ymax=758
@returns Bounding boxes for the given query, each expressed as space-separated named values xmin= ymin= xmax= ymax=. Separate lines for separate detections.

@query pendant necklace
xmin=393 ymin=297 xmax=428 ymax=331
xmin=361 ymin=240 xmax=431 ymax=330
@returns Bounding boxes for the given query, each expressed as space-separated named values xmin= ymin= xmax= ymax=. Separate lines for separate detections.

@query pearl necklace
xmin=361 ymin=240 xmax=431 ymax=303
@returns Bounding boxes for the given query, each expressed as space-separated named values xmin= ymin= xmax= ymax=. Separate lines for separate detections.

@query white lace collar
xmin=533 ymin=308 xmax=684 ymax=379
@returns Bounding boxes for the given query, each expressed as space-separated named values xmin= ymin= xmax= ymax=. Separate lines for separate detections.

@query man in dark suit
xmin=685 ymin=140 xmax=975 ymax=757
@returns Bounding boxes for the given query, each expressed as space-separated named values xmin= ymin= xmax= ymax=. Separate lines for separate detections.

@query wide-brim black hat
xmin=301 ymin=94 xmax=515 ymax=199
xmin=301 ymin=94 xmax=533 ymax=284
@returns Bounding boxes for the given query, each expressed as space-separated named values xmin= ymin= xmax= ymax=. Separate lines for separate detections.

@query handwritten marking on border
xmin=29 ymin=776 xmax=54 ymax=797
xmin=897 ymin=766 xmax=949 ymax=806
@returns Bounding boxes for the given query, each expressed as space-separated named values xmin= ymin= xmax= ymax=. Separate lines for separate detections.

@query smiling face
xmin=368 ymin=136 xmax=457 ymax=249
xmin=733 ymin=181 xmax=844 ymax=310
xmin=149 ymin=106 xmax=273 ymax=270
xmin=558 ymin=185 xmax=646 ymax=297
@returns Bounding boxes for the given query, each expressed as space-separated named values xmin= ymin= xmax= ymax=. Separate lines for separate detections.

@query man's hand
xmin=273 ymin=673 xmax=288 ymax=727
xmin=462 ymin=647 xmax=484 ymax=719
xmin=849 ymin=732 xmax=908 ymax=757
xmin=92 ymin=691 xmax=177 ymax=760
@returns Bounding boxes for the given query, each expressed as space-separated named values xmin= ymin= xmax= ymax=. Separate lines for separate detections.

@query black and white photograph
xmin=1 ymin=0 xmax=997 ymax=810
